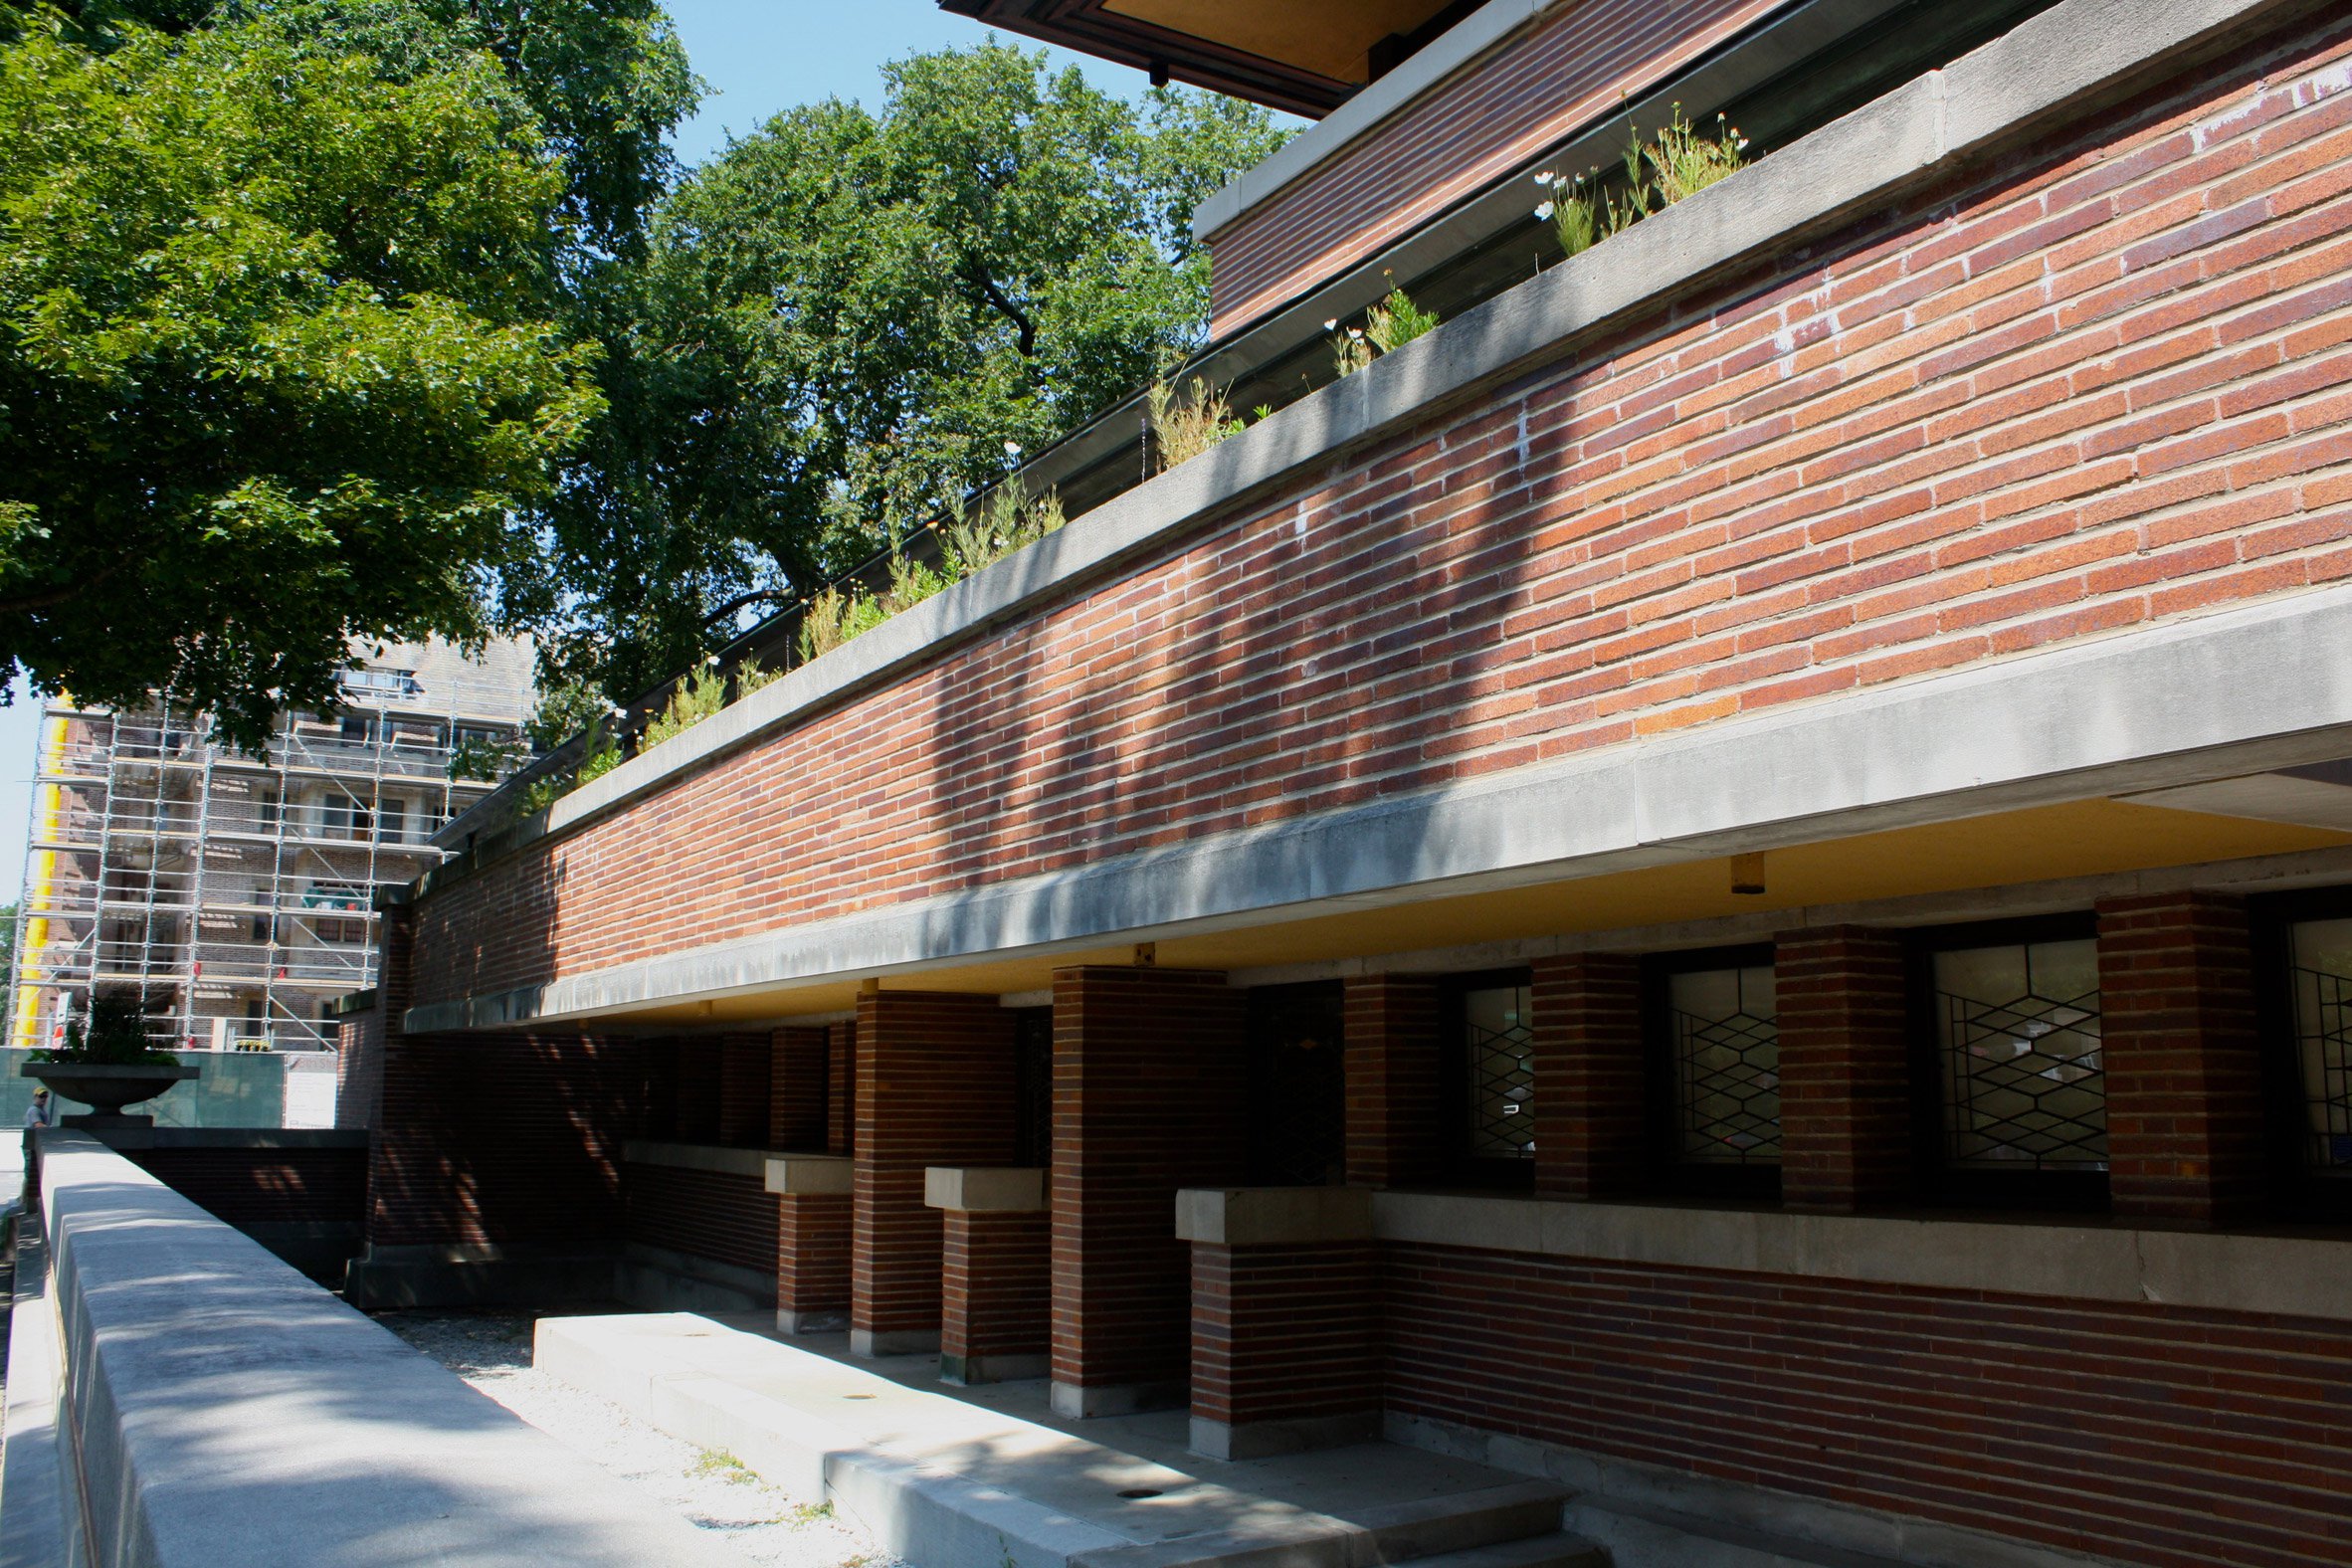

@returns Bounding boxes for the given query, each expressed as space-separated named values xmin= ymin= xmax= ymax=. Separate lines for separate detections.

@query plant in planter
xmin=23 ymin=992 xmax=200 ymax=1125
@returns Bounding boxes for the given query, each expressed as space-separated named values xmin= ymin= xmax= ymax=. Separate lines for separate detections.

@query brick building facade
xmin=336 ymin=1 xmax=2352 ymax=1563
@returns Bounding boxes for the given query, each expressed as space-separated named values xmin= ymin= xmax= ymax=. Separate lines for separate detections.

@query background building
xmin=10 ymin=638 xmax=533 ymax=1071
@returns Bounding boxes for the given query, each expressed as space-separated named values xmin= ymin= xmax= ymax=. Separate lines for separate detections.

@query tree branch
xmin=958 ymin=258 xmax=1038 ymax=358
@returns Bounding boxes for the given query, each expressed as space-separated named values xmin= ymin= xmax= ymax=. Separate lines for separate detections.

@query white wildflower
xmin=1534 ymin=201 xmax=1555 ymax=221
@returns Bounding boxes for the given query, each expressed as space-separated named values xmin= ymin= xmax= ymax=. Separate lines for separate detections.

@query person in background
xmin=24 ymin=1088 xmax=52 ymax=1133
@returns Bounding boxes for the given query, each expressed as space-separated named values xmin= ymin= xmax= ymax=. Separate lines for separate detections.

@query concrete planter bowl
xmin=21 ymin=1061 xmax=201 ymax=1122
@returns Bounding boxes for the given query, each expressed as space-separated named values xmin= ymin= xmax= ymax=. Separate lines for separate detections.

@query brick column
xmin=1531 ymin=953 xmax=1646 ymax=1199
xmin=1181 ymin=1187 xmax=1380 ymax=1460
xmin=1051 ymin=967 xmax=1246 ymax=1418
xmin=1343 ymin=974 xmax=1444 ymax=1188
xmin=852 ymin=991 xmax=1019 ymax=1356
xmin=769 ymin=1154 xmax=853 ymax=1334
xmin=2097 ymin=892 xmax=2266 ymax=1225
xmin=770 ymin=1027 xmax=830 ymax=1150
xmin=1776 ymin=926 xmax=1912 ymax=1213
xmin=928 ymin=1167 xmax=1051 ymax=1384
xmin=718 ymin=1034 xmax=773 ymax=1148
xmin=827 ymin=1021 xmax=856 ymax=1156
xmin=333 ymin=892 xmax=413 ymax=1130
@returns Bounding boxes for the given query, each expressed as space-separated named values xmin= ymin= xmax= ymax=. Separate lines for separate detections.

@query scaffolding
xmin=8 ymin=638 xmax=534 ymax=1055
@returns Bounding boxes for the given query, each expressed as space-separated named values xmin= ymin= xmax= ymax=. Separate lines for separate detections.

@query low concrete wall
xmin=0 ymin=1130 xmax=754 ymax=1568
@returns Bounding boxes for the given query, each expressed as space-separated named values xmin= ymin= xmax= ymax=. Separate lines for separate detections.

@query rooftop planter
xmin=25 ymin=993 xmax=198 ymax=1125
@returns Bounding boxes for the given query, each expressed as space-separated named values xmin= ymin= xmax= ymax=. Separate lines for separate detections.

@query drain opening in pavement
xmin=1117 ymin=1489 xmax=1163 ymax=1499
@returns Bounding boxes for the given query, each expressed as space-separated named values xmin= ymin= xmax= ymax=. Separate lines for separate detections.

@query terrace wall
xmin=408 ymin=7 xmax=2352 ymax=1015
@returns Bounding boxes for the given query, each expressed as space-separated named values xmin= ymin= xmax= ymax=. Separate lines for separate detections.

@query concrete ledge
xmin=1176 ymin=1186 xmax=1374 ymax=1247
xmin=1391 ymin=1412 xmax=2129 ymax=1568
xmin=765 ymin=1153 xmax=854 ymax=1195
xmin=422 ymin=0 xmax=2318 ymax=890
xmin=20 ymin=1132 xmax=752 ymax=1567
xmin=624 ymin=1139 xmax=785 ymax=1178
xmin=941 ymin=1350 xmax=1052 ymax=1386
xmin=0 ymin=1219 xmax=85 ymax=1568
xmin=1190 ymin=1413 xmax=1383 ymax=1464
xmin=1372 ymin=1191 xmax=2352 ymax=1323
xmin=94 ymin=1126 xmax=370 ymax=1152
xmin=341 ymin=1241 xmax=618 ymax=1310
xmin=615 ymin=1241 xmax=777 ymax=1313
xmin=926 ymin=1165 xmax=1048 ymax=1212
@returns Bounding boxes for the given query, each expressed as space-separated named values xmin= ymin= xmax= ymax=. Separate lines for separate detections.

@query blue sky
xmin=0 ymin=1 xmax=1167 ymax=905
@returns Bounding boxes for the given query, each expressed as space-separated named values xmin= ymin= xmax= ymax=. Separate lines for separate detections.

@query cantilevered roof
xmin=938 ymin=0 xmax=1479 ymax=116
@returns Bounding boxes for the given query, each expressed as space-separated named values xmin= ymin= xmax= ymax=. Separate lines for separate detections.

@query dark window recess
xmin=1246 ymin=981 xmax=1347 ymax=1186
xmin=1931 ymin=935 xmax=2106 ymax=1172
xmin=1664 ymin=959 xmax=1781 ymax=1167
xmin=2286 ymin=917 xmax=2352 ymax=1178
xmin=1012 ymin=1006 xmax=1054 ymax=1169
xmin=1460 ymin=978 xmax=1536 ymax=1167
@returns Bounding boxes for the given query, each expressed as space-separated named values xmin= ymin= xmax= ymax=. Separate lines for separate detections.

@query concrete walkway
xmin=537 ymin=1313 xmax=1599 ymax=1568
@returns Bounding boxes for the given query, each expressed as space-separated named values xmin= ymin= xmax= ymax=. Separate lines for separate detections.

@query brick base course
xmin=622 ymin=1162 xmax=779 ymax=1276
xmin=777 ymin=1193 xmax=853 ymax=1328
xmin=941 ymin=1209 xmax=1051 ymax=1378
xmin=1192 ymin=1241 xmax=1380 ymax=1432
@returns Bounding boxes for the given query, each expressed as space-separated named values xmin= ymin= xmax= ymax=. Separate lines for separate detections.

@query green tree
xmin=508 ymin=43 xmax=1290 ymax=702
xmin=0 ymin=8 xmax=614 ymax=747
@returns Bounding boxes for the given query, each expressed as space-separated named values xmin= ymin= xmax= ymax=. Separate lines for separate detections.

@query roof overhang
xmin=937 ymin=0 xmax=1478 ymax=117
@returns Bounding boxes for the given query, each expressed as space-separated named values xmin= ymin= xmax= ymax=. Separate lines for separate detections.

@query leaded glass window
xmin=1464 ymin=983 xmax=1535 ymax=1161
xmin=2288 ymin=917 xmax=2352 ymax=1175
xmin=1933 ymin=938 xmax=2105 ymax=1170
xmin=1666 ymin=964 xmax=1779 ymax=1164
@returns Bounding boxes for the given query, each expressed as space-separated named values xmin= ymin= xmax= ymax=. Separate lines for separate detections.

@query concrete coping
xmin=924 ymin=1166 xmax=1048 ymax=1213
xmin=622 ymin=1139 xmax=791 ymax=1179
xmin=91 ymin=1127 xmax=369 ymax=1152
xmin=764 ymin=1153 xmax=855 ymax=1196
xmin=416 ymin=0 xmax=2294 ymax=895
xmin=1176 ymin=1185 xmax=1376 ymax=1247
xmin=1371 ymin=1190 xmax=2352 ymax=1324
xmin=18 ymin=1131 xmax=755 ymax=1567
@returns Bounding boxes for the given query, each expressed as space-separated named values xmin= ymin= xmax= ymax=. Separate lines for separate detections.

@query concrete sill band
xmin=766 ymin=1152 xmax=854 ymax=1196
xmin=622 ymin=1139 xmax=794 ymax=1178
xmin=1176 ymin=1186 xmax=1374 ymax=1247
xmin=422 ymin=0 xmax=2305 ymax=891
xmin=1372 ymin=1190 xmax=2352 ymax=1324
xmin=926 ymin=1165 xmax=1049 ymax=1212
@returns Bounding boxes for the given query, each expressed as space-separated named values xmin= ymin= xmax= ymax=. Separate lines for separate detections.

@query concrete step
xmin=1565 ymin=1496 xmax=1918 ymax=1568
xmin=1074 ymin=1478 xmax=1578 ymax=1568
xmin=1403 ymin=1532 xmax=1610 ymax=1568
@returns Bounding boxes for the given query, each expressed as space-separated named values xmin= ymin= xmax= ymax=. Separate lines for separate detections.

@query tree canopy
xmin=508 ymin=44 xmax=1289 ymax=702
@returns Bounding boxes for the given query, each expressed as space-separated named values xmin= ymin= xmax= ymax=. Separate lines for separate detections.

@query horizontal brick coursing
xmin=411 ymin=16 xmax=2352 ymax=1013
xmin=777 ymin=1192 xmax=852 ymax=1318
xmin=942 ymin=1209 xmax=1051 ymax=1363
xmin=623 ymin=1161 xmax=779 ymax=1276
xmin=1386 ymin=1241 xmax=2352 ymax=1568
xmin=1192 ymin=1241 xmax=1380 ymax=1428
xmin=127 ymin=1146 xmax=366 ymax=1228
xmin=1205 ymin=0 xmax=1792 ymax=336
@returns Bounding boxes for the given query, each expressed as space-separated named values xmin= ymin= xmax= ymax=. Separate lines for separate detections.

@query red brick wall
xmin=1386 ymin=1242 xmax=2352 ymax=1568
xmin=411 ymin=14 xmax=2352 ymax=1014
xmin=1204 ymin=0 xmax=1793 ymax=336
xmin=1775 ymin=925 xmax=1910 ymax=1212
xmin=366 ymin=1033 xmax=627 ymax=1251
xmin=778 ymin=1193 xmax=853 ymax=1321
xmin=1192 ymin=1241 xmax=1380 ymax=1429
xmin=942 ymin=1210 xmax=1051 ymax=1364
xmin=2097 ymin=890 xmax=2267 ymax=1224
xmin=853 ymin=992 xmax=1019 ymax=1337
xmin=623 ymin=1161 xmax=779 ymax=1275
xmin=1343 ymin=974 xmax=1445 ymax=1188
xmin=127 ymin=1145 xmax=366 ymax=1227
xmin=1052 ymin=967 xmax=1247 ymax=1397
xmin=335 ymin=901 xmax=412 ymax=1130
xmin=1532 ymin=953 xmax=1645 ymax=1198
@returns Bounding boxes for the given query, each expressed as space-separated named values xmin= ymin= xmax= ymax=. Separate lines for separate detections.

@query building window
xmin=315 ymin=917 xmax=367 ymax=944
xmin=1920 ymin=920 xmax=2105 ymax=1193
xmin=2285 ymin=917 xmax=2352 ymax=1179
xmin=1650 ymin=946 xmax=1778 ymax=1188
xmin=1449 ymin=972 xmax=1534 ymax=1177
xmin=1244 ymin=981 xmax=1346 ymax=1187
xmin=1011 ymin=1006 xmax=1052 ymax=1169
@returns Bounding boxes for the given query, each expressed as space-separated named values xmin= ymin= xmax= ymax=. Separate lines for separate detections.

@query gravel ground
xmin=379 ymin=1310 xmax=897 ymax=1568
